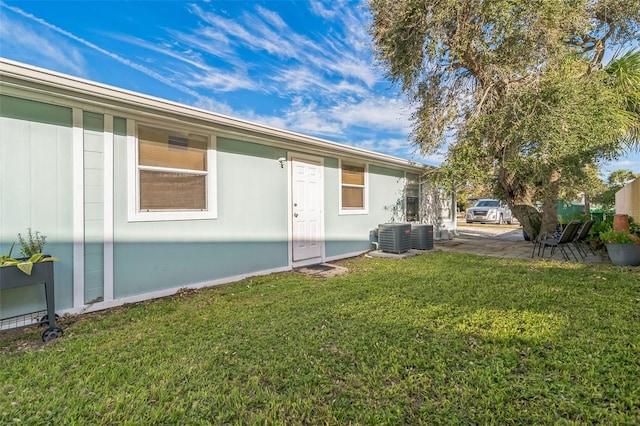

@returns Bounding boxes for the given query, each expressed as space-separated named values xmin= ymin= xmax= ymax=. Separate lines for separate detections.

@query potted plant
xmin=1 ymin=229 xmax=58 ymax=275
xmin=587 ymin=220 xmax=612 ymax=251
xmin=599 ymin=229 xmax=640 ymax=266
xmin=0 ymin=229 xmax=62 ymax=341
xmin=629 ymin=217 xmax=640 ymax=239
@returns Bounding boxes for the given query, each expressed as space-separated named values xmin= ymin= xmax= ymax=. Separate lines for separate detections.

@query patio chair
xmin=539 ymin=220 xmax=582 ymax=261
xmin=572 ymin=219 xmax=595 ymax=258
xmin=531 ymin=223 xmax=565 ymax=258
xmin=531 ymin=234 xmax=547 ymax=258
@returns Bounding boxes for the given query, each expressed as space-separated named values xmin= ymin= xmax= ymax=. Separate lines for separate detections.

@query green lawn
xmin=2 ymin=252 xmax=639 ymax=424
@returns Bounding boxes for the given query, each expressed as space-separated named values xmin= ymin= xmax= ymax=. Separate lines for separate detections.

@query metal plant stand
xmin=0 ymin=261 xmax=63 ymax=342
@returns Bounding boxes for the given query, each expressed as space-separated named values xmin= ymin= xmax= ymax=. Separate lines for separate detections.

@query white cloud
xmin=335 ymin=58 xmax=379 ymax=88
xmin=169 ymin=27 xmax=239 ymax=65
xmin=328 ymin=98 xmax=413 ymax=132
xmin=2 ymin=3 xmax=203 ymax=98
xmin=272 ymin=66 xmax=368 ymax=97
xmin=604 ymin=155 xmax=640 ymax=175
xmin=186 ymin=1 xmax=383 ymax=95
xmin=1 ymin=1 xmax=421 ymax=162
xmin=211 ymin=93 xmax=414 ymax=144
xmin=108 ymin=33 xmax=210 ymax=72
xmin=0 ymin=17 xmax=86 ymax=75
xmin=309 ymin=0 xmax=339 ymax=19
xmin=255 ymin=5 xmax=288 ymax=31
xmin=191 ymin=96 xmax=237 ymax=117
xmin=190 ymin=4 xmax=297 ymax=58
xmin=281 ymin=97 xmax=344 ymax=135
xmin=185 ymin=65 xmax=256 ymax=92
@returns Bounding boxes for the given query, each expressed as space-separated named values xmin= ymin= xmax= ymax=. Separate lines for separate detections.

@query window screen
xmin=341 ymin=164 xmax=365 ymax=210
xmin=137 ymin=125 xmax=208 ymax=212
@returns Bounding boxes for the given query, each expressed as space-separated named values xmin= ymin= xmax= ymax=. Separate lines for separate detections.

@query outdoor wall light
xmin=277 ymin=157 xmax=286 ymax=168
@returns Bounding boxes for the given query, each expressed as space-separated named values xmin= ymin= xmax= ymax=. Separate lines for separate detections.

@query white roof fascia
xmin=0 ymin=58 xmax=426 ymax=172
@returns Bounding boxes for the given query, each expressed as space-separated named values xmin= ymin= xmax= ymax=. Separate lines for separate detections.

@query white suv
xmin=465 ymin=199 xmax=513 ymax=225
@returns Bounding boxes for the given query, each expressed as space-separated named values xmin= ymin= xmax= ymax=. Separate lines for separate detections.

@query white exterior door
xmin=291 ymin=156 xmax=323 ymax=262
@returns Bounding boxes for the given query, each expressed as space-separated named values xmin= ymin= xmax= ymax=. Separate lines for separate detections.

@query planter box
xmin=0 ymin=260 xmax=62 ymax=341
xmin=0 ymin=260 xmax=54 ymax=290
xmin=606 ymin=243 xmax=640 ymax=267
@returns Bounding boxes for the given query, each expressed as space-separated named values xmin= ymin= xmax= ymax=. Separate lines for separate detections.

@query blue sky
xmin=0 ymin=0 xmax=638 ymax=176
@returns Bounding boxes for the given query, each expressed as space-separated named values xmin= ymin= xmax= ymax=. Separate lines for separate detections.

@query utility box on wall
xmin=378 ymin=223 xmax=411 ymax=254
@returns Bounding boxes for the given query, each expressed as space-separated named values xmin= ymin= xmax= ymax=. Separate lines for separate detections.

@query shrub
xmin=17 ymin=228 xmax=47 ymax=257
xmin=599 ymin=229 xmax=639 ymax=244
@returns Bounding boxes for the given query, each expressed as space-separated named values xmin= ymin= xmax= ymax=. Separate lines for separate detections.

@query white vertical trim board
xmin=286 ymin=152 xmax=292 ymax=268
xmin=72 ymin=108 xmax=85 ymax=309
xmin=126 ymin=119 xmax=137 ymax=222
xmin=103 ymin=114 xmax=114 ymax=302
xmin=320 ymin=157 xmax=326 ymax=261
xmin=208 ymin=135 xmax=218 ymax=219
xmin=284 ymin=152 xmax=293 ymax=268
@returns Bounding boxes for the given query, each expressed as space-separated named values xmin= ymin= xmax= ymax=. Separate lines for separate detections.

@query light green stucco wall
xmin=324 ymin=159 xmax=407 ymax=257
xmin=112 ymin=134 xmax=289 ymax=298
xmin=0 ymin=95 xmax=74 ymax=320
xmin=1 ymin=93 xmax=414 ymax=316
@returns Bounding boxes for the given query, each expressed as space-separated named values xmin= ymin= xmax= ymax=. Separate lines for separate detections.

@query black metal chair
xmin=531 ymin=223 xmax=564 ymax=258
xmin=539 ymin=220 xmax=582 ymax=261
xmin=531 ymin=234 xmax=547 ymax=258
xmin=572 ymin=219 xmax=595 ymax=258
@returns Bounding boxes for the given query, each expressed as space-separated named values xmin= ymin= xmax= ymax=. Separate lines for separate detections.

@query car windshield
xmin=475 ymin=200 xmax=499 ymax=207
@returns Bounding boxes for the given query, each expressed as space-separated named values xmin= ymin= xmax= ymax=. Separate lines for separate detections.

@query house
xmin=0 ymin=59 xmax=453 ymax=326
xmin=615 ymin=178 xmax=640 ymax=221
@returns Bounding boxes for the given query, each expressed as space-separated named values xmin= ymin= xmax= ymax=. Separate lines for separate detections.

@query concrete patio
xmin=435 ymin=226 xmax=608 ymax=263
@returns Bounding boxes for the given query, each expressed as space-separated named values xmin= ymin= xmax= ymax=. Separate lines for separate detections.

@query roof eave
xmin=0 ymin=58 xmax=428 ymax=171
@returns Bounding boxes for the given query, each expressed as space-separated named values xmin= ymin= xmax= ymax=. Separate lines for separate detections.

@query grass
xmin=1 ymin=252 xmax=639 ymax=424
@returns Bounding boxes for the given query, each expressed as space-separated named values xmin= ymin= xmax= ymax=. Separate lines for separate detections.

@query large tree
xmin=369 ymin=0 xmax=640 ymax=239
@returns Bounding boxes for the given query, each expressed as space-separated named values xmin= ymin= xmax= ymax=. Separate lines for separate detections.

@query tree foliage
xmin=369 ymin=0 xmax=640 ymax=238
xmin=592 ymin=169 xmax=638 ymax=208
xmin=608 ymin=169 xmax=637 ymax=186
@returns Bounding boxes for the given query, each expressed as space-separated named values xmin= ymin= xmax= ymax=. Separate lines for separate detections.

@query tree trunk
xmin=511 ymin=203 xmax=542 ymax=240
xmin=496 ymin=167 xmax=563 ymax=241
xmin=584 ymin=194 xmax=590 ymax=216
xmin=539 ymin=170 xmax=562 ymax=238
xmin=496 ymin=166 xmax=542 ymax=240
xmin=540 ymin=198 xmax=559 ymax=238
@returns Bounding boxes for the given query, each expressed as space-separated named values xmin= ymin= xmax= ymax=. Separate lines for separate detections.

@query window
xmin=405 ymin=173 xmax=420 ymax=221
xmin=128 ymin=122 xmax=217 ymax=221
xmin=340 ymin=162 xmax=368 ymax=214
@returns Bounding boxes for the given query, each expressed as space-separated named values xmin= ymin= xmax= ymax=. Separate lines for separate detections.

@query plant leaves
xmin=16 ymin=261 xmax=33 ymax=275
xmin=2 ymin=258 xmax=19 ymax=267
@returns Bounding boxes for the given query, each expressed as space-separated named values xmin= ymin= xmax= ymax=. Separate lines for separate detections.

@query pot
xmin=613 ymin=214 xmax=630 ymax=233
xmin=606 ymin=243 xmax=640 ymax=266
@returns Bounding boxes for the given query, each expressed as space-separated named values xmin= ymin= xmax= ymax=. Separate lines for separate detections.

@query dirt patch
xmin=295 ymin=263 xmax=349 ymax=278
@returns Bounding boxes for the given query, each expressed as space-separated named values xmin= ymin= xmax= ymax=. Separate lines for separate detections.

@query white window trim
xmin=404 ymin=172 xmax=420 ymax=222
xmin=339 ymin=159 xmax=368 ymax=215
xmin=127 ymin=119 xmax=217 ymax=222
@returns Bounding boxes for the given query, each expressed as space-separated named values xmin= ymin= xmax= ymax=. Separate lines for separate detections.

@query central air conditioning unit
xmin=411 ymin=224 xmax=434 ymax=250
xmin=378 ymin=223 xmax=411 ymax=254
